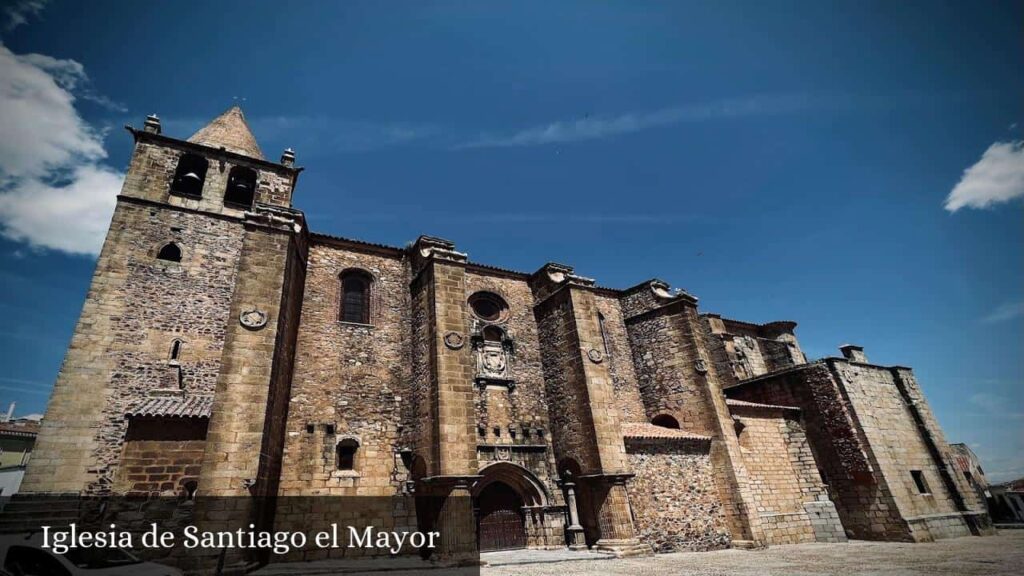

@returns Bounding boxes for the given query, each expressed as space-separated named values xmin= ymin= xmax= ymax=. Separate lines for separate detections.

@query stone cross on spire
xmin=187 ymin=105 xmax=265 ymax=160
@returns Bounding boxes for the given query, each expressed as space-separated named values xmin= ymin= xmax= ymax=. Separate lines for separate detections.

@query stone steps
xmin=0 ymin=495 xmax=83 ymax=533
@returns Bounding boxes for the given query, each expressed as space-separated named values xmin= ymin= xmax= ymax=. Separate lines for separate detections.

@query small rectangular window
xmin=911 ymin=470 xmax=930 ymax=494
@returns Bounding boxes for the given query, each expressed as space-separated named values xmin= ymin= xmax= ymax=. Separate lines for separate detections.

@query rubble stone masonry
xmin=625 ymin=436 xmax=731 ymax=552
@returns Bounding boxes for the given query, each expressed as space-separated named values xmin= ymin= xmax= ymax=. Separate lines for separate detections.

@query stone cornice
xmin=310 ymin=232 xmax=406 ymax=258
xmin=117 ymin=195 xmax=244 ymax=223
xmin=127 ymin=126 xmax=303 ymax=176
xmin=622 ymin=295 xmax=698 ymax=325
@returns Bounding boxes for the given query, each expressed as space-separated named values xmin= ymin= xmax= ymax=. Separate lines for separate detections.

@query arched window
xmin=170 ymin=154 xmax=208 ymax=197
xmin=482 ymin=325 xmax=504 ymax=342
xmin=169 ymin=339 xmax=183 ymax=363
xmin=157 ymin=242 xmax=182 ymax=262
xmin=224 ymin=166 xmax=257 ymax=208
xmin=336 ymin=438 xmax=359 ymax=470
xmin=598 ymin=312 xmax=610 ymax=355
xmin=651 ymin=414 xmax=680 ymax=429
xmin=340 ymin=270 xmax=372 ymax=324
xmin=469 ymin=292 xmax=508 ymax=322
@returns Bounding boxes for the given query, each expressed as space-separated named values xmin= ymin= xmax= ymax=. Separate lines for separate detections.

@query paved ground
xmin=254 ymin=531 xmax=1023 ymax=575
xmin=483 ymin=531 xmax=1024 ymax=576
xmin=481 ymin=548 xmax=612 ymax=566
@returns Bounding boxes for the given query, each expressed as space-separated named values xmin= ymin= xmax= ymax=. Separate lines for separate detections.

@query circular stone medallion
xmin=443 ymin=331 xmax=465 ymax=350
xmin=695 ymin=358 xmax=709 ymax=374
xmin=240 ymin=308 xmax=269 ymax=330
xmin=587 ymin=348 xmax=604 ymax=363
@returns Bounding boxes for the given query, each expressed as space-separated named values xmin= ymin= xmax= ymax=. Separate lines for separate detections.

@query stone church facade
xmin=16 ymin=107 xmax=993 ymax=562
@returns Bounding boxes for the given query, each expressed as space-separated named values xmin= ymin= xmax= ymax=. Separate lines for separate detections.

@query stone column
xmin=434 ymin=479 xmax=478 ymax=563
xmin=587 ymin=475 xmax=647 ymax=555
xmin=562 ymin=477 xmax=587 ymax=549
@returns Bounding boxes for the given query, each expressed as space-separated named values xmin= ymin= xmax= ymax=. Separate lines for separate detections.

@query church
xmin=11 ymin=107 xmax=994 ymax=566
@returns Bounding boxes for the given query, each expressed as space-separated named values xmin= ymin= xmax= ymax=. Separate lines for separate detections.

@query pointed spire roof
xmin=187 ymin=106 xmax=265 ymax=160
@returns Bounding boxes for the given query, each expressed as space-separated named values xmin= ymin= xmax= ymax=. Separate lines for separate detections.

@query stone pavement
xmin=252 ymin=531 xmax=1023 ymax=575
xmin=249 ymin=548 xmax=612 ymax=575
xmin=483 ymin=531 xmax=1024 ymax=576
xmin=481 ymin=548 xmax=614 ymax=566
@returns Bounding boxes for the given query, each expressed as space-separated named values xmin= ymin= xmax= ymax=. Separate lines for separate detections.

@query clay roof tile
xmin=620 ymin=422 xmax=711 ymax=441
xmin=126 ymin=396 xmax=213 ymax=419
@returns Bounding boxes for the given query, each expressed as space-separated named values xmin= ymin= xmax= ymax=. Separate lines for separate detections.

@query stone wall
xmin=730 ymin=403 xmax=844 ymax=545
xmin=702 ymin=316 xmax=805 ymax=387
xmin=723 ymin=358 xmax=986 ymax=542
xmin=626 ymin=304 xmax=716 ymax=434
xmin=195 ymin=213 xmax=298 ymax=499
xmin=828 ymin=361 xmax=976 ymax=540
xmin=116 ymin=417 xmax=207 ymax=495
xmin=622 ymin=286 xmax=766 ymax=547
xmin=279 ymin=240 xmax=411 ymax=496
xmin=593 ymin=295 xmax=646 ymax=424
xmin=465 ymin=271 xmax=563 ymax=508
xmin=534 ymin=288 xmax=600 ymax=474
xmin=890 ymin=369 xmax=992 ymax=534
xmin=256 ymin=232 xmax=308 ymax=498
xmin=21 ymin=199 xmax=244 ymax=495
xmin=465 ymin=272 xmax=549 ymax=449
xmin=625 ymin=438 xmax=730 ymax=552
xmin=725 ymin=364 xmax=908 ymax=540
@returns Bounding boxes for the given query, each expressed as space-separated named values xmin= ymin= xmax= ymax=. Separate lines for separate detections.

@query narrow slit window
xmin=598 ymin=312 xmax=610 ymax=355
xmin=169 ymin=339 xmax=182 ymax=363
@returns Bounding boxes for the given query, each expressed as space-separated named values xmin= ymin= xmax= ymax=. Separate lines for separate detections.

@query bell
xmin=233 ymin=181 xmax=250 ymax=192
xmin=183 ymin=172 xmax=201 ymax=182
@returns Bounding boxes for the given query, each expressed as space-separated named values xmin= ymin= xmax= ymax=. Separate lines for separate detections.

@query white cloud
xmin=969 ymin=393 xmax=1024 ymax=421
xmin=455 ymin=93 xmax=824 ymax=149
xmin=2 ymin=0 xmax=47 ymax=31
xmin=16 ymin=51 xmax=127 ymax=112
xmin=0 ymin=164 xmax=121 ymax=255
xmin=982 ymin=301 xmax=1024 ymax=324
xmin=944 ymin=141 xmax=1024 ymax=212
xmin=248 ymin=115 xmax=438 ymax=153
xmin=0 ymin=42 xmax=121 ymax=255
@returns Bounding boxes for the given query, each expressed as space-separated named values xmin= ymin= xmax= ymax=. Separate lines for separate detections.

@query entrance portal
xmin=476 ymin=481 xmax=527 ymax=551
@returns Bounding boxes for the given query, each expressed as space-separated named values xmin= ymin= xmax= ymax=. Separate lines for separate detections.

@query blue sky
xmin=0 ymin=1 xmax=1021 ymax=480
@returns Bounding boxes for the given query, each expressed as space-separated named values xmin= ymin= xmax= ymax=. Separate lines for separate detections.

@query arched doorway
xmin=476 ymin=481 xmax=527 ymax=551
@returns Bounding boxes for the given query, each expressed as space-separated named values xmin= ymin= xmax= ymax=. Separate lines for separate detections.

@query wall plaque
xmin=240 ymin=308 xmax=268 ymax=330
xmin=444 ymin=331 xmax=465 ymax=350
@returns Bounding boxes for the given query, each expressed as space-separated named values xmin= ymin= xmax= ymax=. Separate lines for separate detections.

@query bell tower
xmin=20 ymin=107 xmax=305 ymax=503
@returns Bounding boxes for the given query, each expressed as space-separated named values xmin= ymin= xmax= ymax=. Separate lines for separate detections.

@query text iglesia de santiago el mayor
xmin=7 ymin=107 xmax=995 ymax=569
